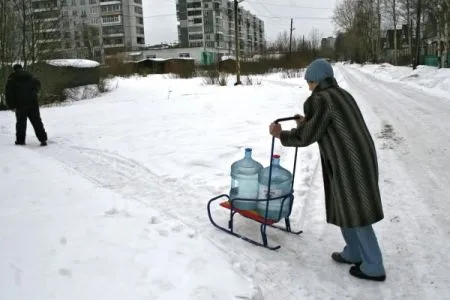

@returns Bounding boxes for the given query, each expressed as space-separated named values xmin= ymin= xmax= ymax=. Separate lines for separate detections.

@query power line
xmin=246 ymin=0 xmax=332 ymax=10
xmin=141 ymin=12 xmax=331 ymax=21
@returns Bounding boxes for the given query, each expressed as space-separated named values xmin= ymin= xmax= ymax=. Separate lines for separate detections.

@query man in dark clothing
xmin=269 ymin=59 xmax=386 ymax=282
xmin=5 ymin=64 xmax=47 ymax=146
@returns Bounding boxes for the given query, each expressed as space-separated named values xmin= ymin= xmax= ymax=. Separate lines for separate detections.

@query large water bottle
xmin=256 ymin=154 xmax=293 ymax=220
xmin=229 ymin=148 xmax=263 ymax=210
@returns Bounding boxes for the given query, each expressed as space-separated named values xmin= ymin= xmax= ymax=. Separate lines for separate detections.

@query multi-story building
xmin=30 ymin=0 xmax=145 ymax=62
xmin=176 ymin=0 xmax=265 ymax=57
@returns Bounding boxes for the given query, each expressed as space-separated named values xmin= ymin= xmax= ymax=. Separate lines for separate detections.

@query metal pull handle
xmin=274 ymin=116 xmax=301 ymax=124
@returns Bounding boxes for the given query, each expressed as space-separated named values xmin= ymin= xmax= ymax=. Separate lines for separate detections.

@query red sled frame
xmin=207 ymin=116 xmax=303 ymax=250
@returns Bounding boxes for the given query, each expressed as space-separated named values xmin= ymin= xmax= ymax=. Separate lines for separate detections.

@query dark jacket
xmin=279 ymin=77 xmax=383 ymax=228
xmin=5 ymin=70 xmax=41 ymax=109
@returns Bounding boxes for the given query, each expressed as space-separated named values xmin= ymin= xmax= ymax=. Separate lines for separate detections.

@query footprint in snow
xmin=158 ymin=229 xmax=169 ymax=237
xmin=60 ymin=237 xmax=68 ymax=245
xmin=187 ymin=257 xmax=208 ymax=273
xmin=58 ymin=268 xmax=72 ymax=278
xmin=188 ymin=286 xmax=222 ymax=300
xmin=148 ymin=216 xmax=159 ymax=224
xmin=104 ymin=208 xmax=131 ymax=217
xmin=171 ymin=224 xmax=183 ymax=233
xmin=187 ymin=229 xmax=197 ymax=238
xmin=152 ymin=278 xmax=175 ymax=290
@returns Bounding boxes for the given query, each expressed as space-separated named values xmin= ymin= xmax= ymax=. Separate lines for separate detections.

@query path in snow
xmin=336 ymin=65 xmax=450 ymax=298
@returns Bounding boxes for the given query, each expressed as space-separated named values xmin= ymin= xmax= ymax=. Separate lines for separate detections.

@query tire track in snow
xmin=35 ymin=142 xmax=357 ymax=299
xmin=35 ymin=145 xmax=263 ymax=299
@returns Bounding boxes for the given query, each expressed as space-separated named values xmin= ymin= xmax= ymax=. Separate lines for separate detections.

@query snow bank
xmin=355 ymin=63 xmax=450 ymax=97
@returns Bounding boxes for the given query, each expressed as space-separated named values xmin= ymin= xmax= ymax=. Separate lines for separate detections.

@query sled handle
xmin=267 ymin=116 xmax=300 ymax=212
xmin=274 ymin=115 xmax=301 ymax=124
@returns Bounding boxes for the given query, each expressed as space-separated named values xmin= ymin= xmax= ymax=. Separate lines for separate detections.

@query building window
xmin=193 ymin=18 xmax=202 ymax=24
xmin=102 ymin=15 xmax=121 ymax=24
xmin=189 ymin=33 xmax=203 ymax=40
xmin=103 ymin=25 xmax=123 ymax=35
xmin=134 ymin=0 xmax=142 ymax=4
xmin=187 ymin=2 xmax=201 ymax=8
xmin=136 ymin=26 xmax=144 ymax=35
xmin=72 ymin=0 xmax=76 ymax=6
xmin=188 ymin=26 xmax=202 ymax=33
xmin=101 ymin=4 xmax=121 ymax=13
xmin=187 ymin=10 xmax=201 ymax=16
xmin=89 ymin=0 xmax=97 ymax=3
xmin=72 ymin=10 xmax=77 ymax=16
xmin=80 ymin=0 xmax=85 ymax=4
xmin=137 ymin=37 xmax=144 ymax=44
xmin=104 ymin=37 xmax=124 ymax=45
xmin=136 ymin=16 xmax=143 ymax=25
xmin=90 ymin=6 xmax=98 ymax=14
xmin=134 ymin=6 xmax=142 ymax=14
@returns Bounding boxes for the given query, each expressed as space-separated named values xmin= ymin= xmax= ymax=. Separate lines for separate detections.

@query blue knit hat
xmin=304 ymin=58 xmax=334 ymax=83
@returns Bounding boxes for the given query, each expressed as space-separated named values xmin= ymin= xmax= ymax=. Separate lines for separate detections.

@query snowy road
xmin=336 ymin=65 xmax=450 ymax=298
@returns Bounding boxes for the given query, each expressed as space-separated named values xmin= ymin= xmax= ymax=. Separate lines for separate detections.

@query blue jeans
xmin=340 ymin=225 xmax=386 ymax=276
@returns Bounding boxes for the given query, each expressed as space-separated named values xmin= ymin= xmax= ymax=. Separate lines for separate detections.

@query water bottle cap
xmin=245 ymin=148 xmax=252 ymax=152
xmin=273 ymin=154 xmax=280 ymax=159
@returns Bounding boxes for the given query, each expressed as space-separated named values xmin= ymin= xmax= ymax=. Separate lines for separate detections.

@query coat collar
xmin=313 ymin=77 xmax=339 ymax=93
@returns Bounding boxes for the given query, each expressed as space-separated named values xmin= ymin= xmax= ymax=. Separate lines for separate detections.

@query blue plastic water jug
xmin=256 ymin=154 xmax=293 ymax=220
xmin=229 ymin=148 xmax=263 ymax=210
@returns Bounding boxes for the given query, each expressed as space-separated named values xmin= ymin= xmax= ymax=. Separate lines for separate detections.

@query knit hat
xmin=304 ymin=58 xmax=334 ymax=83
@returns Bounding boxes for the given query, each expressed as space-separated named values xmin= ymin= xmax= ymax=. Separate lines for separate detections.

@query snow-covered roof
xmin=45 ymin=59 xmax=100 ymax=68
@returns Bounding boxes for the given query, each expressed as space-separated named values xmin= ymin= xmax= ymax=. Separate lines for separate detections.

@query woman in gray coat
xmin=269 ymin=59 xmax=386 ymax=282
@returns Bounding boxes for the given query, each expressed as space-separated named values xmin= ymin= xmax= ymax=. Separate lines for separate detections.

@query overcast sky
xmin=142 ymin=0 xmax=338 ymax=46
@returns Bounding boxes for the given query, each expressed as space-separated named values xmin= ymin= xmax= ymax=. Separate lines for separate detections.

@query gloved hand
xmin=294 ymin=114 xmax=305 ymax=126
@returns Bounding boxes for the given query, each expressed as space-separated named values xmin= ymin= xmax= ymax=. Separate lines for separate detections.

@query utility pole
xmin=289 ymin=18 xmax=294 ymax=60
xmin=377 ymin=0 xmax=381 ymax=62
xmin=413 ymin=0 xmax=422 ymax=69
xmin=234 ymin=0 xmax=242 ymax=85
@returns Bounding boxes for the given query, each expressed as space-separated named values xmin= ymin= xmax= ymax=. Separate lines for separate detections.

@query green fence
xmin=421 ymin=55 xmax=449 ymax=68
xmin=200 ymin=51 xmax=217 ymax=65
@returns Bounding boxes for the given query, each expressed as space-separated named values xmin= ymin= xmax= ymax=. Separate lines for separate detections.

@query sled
xmin=207 ymin=116 xmax=303 ymax=250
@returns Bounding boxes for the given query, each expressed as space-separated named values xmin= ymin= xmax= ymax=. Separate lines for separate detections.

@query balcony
xmin=100 ymin=0 xmax=121 ymax=5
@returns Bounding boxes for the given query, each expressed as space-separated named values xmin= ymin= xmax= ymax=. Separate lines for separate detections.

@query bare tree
xmin=0 ymin=0 xmax=21 ymax=106
xmin=273 ymin=30 xmax=298 ymax=52
xmin=11 ymin=0 xmax=68 ymax=65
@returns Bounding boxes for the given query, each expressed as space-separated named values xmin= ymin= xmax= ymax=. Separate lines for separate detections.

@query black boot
xmin=349 ymin=265 xmax=386 ymax=282
xmin=331 ymin=252 xmax=362 ymax=267
xmin=15 ymin=141 xmax=25 ymax=145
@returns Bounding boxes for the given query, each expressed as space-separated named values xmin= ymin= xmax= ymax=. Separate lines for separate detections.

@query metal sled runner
xmin=207 ymin=116 xmax=303 ymax=250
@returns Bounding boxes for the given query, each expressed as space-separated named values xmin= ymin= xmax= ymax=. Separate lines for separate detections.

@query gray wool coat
xmin=279 ymin=77 xmax=384 ymax=228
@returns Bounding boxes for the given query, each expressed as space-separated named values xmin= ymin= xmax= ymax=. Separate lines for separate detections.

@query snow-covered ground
xmin=0 ymin=63 xmax=449 ymax=299
xmin=351 ymin=63 xmax=450 ymax=98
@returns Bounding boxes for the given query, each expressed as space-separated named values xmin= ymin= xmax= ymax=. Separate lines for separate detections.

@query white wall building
xmin=175 ymin=0 xmax=265 ymax=57
xmin=30 ymin=0 xmax=146 ymax=61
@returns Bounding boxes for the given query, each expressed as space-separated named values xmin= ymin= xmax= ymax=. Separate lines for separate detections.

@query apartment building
xmin=176 ymin=0 xmax=265 ymax=57
xmin=30 ymin=0 xmax=145 ymax=61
